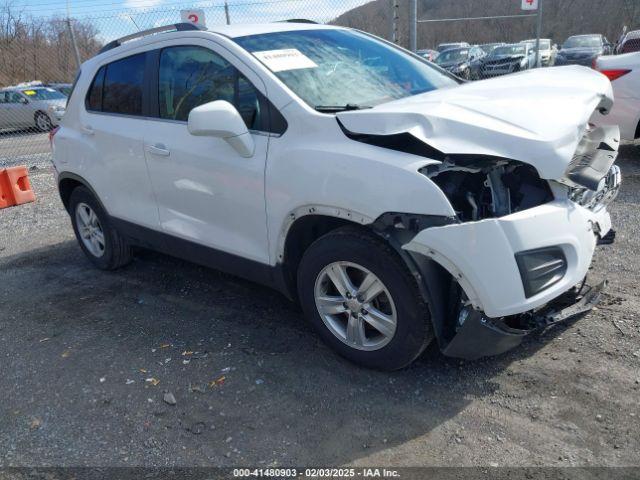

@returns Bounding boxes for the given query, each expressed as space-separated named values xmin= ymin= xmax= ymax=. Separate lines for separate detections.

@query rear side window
xmin=86 ymin=66 xmax=105 ymax=111
xmin=103 ymin=53 xmax=146 ymax=115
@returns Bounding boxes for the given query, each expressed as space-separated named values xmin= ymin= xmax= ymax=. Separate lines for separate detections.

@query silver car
xmin=0 ymin=86 xmax=66 ymax=131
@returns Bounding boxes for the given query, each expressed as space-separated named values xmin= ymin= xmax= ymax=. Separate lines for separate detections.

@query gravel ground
xmin=1 ymin=146 xmax=639 ymax=468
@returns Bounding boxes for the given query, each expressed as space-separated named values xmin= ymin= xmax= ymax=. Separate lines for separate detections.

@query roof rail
xmin=280 ymin=19 xmax=318 ymax=24
xmin=99 ymin=23 xmax=206 ymax=54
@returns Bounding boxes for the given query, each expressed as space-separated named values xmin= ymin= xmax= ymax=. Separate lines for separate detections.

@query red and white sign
xmin=521 ymin=0 xmax=539 ymax=10
xmin=181 ymin=9 xmax=206 ymax=27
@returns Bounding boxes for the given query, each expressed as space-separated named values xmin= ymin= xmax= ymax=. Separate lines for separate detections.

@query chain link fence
xmin=0 ymin=0 xmax=631 ymax=167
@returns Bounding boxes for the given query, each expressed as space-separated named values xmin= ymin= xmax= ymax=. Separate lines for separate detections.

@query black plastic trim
xmin=99 ymin=23 xmax=204 ymax=54
xmin=110 ymin=217 xmax=290 ymax=296
xmin=515 ymin=246 xmax=567 ymax=299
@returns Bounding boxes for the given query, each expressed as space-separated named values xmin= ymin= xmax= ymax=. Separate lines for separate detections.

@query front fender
xmin=265 ymin=115 xmax=456 ymax=264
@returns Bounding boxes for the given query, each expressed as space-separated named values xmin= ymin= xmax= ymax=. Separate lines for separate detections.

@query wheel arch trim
xmin=57 ymin=171 xmax=109 ymax=215
xmin=275 ymin=204 xmax=374 ymax=263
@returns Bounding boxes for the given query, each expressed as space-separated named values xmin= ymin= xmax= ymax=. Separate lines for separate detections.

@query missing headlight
xmin=423 ymin=160 xmax=553 ymax=222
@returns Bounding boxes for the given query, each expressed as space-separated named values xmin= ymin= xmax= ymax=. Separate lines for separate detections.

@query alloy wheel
xmin=75 ymin=202 xmax=106 ymax=258
xmin=314 ymin=261 xmax=397 ymax=351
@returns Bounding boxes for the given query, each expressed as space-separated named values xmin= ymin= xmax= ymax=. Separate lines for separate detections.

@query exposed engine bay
xmin=423 ymin=159 xmax=554 ymax=222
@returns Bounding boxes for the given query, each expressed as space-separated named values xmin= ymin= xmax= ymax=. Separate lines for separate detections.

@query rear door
xmin=142 ymin=40 xmax=280 ymax=264
xmin=78 ymin=52 xmax=159 ymax=229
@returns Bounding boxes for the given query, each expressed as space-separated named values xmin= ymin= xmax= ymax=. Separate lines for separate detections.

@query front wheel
xmin=297 ymin=227 xmax=434 ymax=370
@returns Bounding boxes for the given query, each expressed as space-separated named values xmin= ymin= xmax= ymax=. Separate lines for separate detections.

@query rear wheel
xmin=69 ymin=186 xmax=132 ymax=270
xmin=297 ymin=227 xmax=434 ymax=370
xmin=34 ymin=112 xmax=53 ymax=132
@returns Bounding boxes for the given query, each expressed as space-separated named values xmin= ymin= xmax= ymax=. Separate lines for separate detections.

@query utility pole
xmin=409 ymin=0 xmax=417 ymax=52
xmin=389 ymin=0 xmax=399 ymax=43
xmin=224 ymin=1 xmax=230 ymax=25
xmin=534 ymin=0 xmax=543 ymax=68
xmin=66 ymin=0 xmax=81 ymax=69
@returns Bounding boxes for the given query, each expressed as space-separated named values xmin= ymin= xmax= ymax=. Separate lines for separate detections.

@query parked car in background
xmin=436 ymin=42 xmax=469 ymax=53
xmin=435 ymin=46 xmax=486 ymax=79
xmin=417 ymin=48 xmax=438 ymax=62
xmin=616 ymin=29 xmax=640 ymax=54
xmin=478 ymin=42 xmax=505 ymax=55
xmin=555 ymin=34 xmax=613 ymax=66
xmin=521 ymin=38 xmax=557 ymax=66
xmin=480 ymin=43 xmax=536 ymax=77
xmin=0 ymin=86 xmax=66 ymax=131
xmin=46 ymin=83 xmax=73 ymax=96
xmin=592 ymin=52 xmax=640 ymax=141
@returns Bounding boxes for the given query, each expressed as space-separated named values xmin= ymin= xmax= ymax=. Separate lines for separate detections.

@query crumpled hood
xmin=337 ymin=66 xmax=613 ymax=181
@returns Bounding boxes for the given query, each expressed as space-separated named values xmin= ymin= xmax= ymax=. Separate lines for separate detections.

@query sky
xmin=13 ymin=0 xmax=372 ymax=41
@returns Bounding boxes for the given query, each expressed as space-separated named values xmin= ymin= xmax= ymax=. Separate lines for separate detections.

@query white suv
xmin=52 ymin=22 xmax=621 ymax=370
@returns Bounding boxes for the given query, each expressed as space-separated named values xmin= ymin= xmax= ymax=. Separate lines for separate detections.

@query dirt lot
xmin=1 ymin=146 xmax=639 ymax=468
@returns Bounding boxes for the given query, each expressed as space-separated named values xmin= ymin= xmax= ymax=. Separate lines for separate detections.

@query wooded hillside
xmin=332 ymin=0 xmax=640 ymax=49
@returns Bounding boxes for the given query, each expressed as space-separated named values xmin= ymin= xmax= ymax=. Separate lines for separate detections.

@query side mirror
xmin=19 ymin=97 xmax=29 ymax=104
xmin=187 ymin=100 xmax=255 ymax=158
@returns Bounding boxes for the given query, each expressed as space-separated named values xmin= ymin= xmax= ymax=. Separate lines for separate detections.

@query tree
xmin=0 ymin=1 xmax=102 ymax=87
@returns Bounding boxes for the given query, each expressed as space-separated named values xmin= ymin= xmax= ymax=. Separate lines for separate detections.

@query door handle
xmin=146 ymin=144 xmax=170 ymax=157
xmin=81 ymin=125 xmax=94 ymax=135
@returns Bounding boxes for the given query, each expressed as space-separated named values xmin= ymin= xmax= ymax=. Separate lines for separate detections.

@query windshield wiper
xmin=314 ymin=104 xmax=372 ymax=113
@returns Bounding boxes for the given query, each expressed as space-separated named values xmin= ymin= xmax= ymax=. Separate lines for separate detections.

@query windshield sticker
xmin=253 ymin=49 xmax=318 ymax=72
xmin=22 ymin=90 xmax=37 ymax=96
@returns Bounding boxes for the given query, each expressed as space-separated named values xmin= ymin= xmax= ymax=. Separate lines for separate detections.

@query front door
xmin=143 ymin=43 xmax=272 ymax=264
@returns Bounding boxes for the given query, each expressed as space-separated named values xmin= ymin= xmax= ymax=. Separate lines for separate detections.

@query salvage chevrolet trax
xmin=51 ymin=22 xmax=621 ymax=370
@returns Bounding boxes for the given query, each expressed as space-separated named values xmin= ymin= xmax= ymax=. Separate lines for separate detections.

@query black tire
xmin=69 ymin=186 xmax=132 ymax=270
xmin=34 ymin=111 xmax=53 ymax=132
xmin=297 ymin=226 xmax=434 ymax=370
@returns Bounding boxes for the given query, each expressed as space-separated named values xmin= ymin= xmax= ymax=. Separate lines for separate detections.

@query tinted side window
xmin=86 ymin=66 xmax=105 ymax=111
xmin=103 ymin=53 xmax=145 ymax=115
xmin=158 ymin=46 xmax=265 ymax=131
xmin=159 ymin=46 xmax=235 ymax=121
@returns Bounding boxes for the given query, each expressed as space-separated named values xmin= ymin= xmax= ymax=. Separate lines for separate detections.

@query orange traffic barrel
xmin=0 ymin=166 xmax=36 ymax=209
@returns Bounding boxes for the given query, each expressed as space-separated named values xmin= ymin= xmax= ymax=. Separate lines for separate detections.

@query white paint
xmin=591 ymin=52 xmax=640 ymax=141
xmin=521 ymin=0 xmax=538 ymax=10
xmin=53 ymin=24 xmax=619 ymax=322
xmin=404 ymin=200 xmax=611 ymax=317
xmin=337 ymin=66 xmax=613 ymax=183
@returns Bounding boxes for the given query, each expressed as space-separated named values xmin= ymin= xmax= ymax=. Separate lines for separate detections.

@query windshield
xmin=436 ymin=49 xmax=469 ymax=64
xmin=563 ymin=36 xmax=601 ymax=48
xmin=21 ymin=87 xmax=66 ymax=101
xmin=491 ymin=45 xmax=526 ymax=56
xmin=235 ymin=29 xmax=456 ymax=110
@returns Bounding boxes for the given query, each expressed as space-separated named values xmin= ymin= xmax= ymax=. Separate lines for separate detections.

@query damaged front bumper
xmin=402 ymin=168 xmax=619 ymax=360
xmin=403 ymin=198 xmax=613 ymax=318
xmin=442 ymin=280 xmax=605 ymax=360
